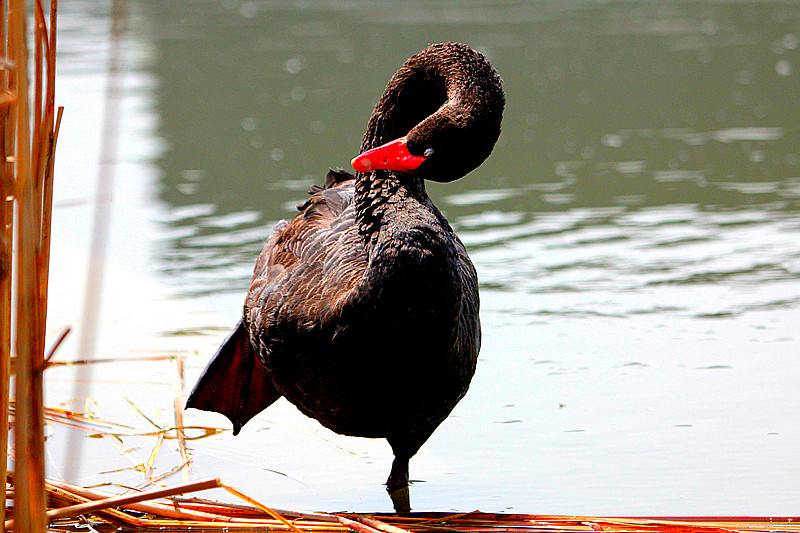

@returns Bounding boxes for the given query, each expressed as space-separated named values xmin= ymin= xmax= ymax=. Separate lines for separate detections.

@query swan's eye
xmin=423 ymin=148 xmax=435 ymax=158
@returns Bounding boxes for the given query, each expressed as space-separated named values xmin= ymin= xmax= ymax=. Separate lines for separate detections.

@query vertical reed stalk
xmin=0 ymin=0 xmax=11 ymax=529
xmin=38 ymin=0 xmax=59 ymax=331
xmin=10 ymin=1 xmax=47 ymax=532
xmin=5 ymin=1 xmax=62 ymax=532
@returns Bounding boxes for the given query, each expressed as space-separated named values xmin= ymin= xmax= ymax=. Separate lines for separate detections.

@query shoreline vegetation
xmin=3 ymin=0 xmax=64 ymax=531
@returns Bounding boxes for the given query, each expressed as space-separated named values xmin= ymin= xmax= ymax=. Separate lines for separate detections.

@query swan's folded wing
xmin=188 ymin=172 xmax=366 ymax=435
xmin=245 ymin=174 xmax=365 ymax=332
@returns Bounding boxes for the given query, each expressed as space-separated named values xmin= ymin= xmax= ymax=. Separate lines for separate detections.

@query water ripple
xmin=471 ymin=205 xmax=800 ymax=321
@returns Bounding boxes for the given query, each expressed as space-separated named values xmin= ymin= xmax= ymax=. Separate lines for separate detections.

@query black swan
xmin=186 ymin=42 xmax=504 ymax=508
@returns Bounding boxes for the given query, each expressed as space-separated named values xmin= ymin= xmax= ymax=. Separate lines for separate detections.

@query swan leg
xmin=385 ymin=425 xmax=439 ymax=512
xmin=386 ymin=455 xmax=411 ymax=513
xmin=386 ymin=455 xmax=410 ymax=491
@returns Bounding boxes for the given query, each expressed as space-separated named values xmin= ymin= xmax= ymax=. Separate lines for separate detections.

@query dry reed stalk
xmin=219 ymin=483 xmax=306 ymax=533
xmin=32 ymin=0 xmax=58 ymax=331
xmin=9 ymin=0 xmax=44 ymax=530
xmin=40 ymin=477 xmax=352 ymax=531
xmin=173 ymin=353 xmax=191 ymax=482
xmin=43 ymin=480 xmax=345 ymax=531
xmin=41 ymin=481 xmax=142 ymax=528
xmin=21 ymin=475 xmax=800 ymax=533
xmin=172 ymin=497 xmax=339 ymax=523
xmin=143 ymin=431 xmax=164 ymax=480
xmin=137 ymin=459 xmax=190 ymax=488
xmin=355 ymin=516 xmax=413 ymax=533
xmin=17 ymin=402 xmax=135 ymax=433
xmin=46 ymin=353 xmax=175 ymax=368
xmin=4 ymin=0 xmax=62 ymax=531
xmin=106 ymin=517 xmax=343 ymax=530
xmin=337 ymin=516 xmax=384 ymax=533
xmin=4 ymin=477 xmax=223 ymax=529
xmin=44 ymin=478 xmax=232 ymax=522
xmin=41 ymin=326 xmax=69 ymax=366
xmin=1 ymin=4 xmax=12 ymax=531
xmin=36 ymin=103 xmax=61 ymax=319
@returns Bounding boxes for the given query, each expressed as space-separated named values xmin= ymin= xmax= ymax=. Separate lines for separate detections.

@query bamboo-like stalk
xmin=5 ymin=1 xmax=61 ymax=532
xmin=0 ymin=0 xmax=11 ymax=528
xmin=45 ymin=478 xmax=223 ymax=523
xmin=10 ymin=0 xmax=46 ymax=532
xmin=34 ymin=0 xmax=58 ymax=343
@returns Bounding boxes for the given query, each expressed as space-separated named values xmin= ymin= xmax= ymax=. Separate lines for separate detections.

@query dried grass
xmin=12 ymin=476 xmax=800 ymax=533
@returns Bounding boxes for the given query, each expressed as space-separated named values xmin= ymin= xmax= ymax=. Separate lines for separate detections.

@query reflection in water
xmin=51 ymin=0 xmax=800 ymax=515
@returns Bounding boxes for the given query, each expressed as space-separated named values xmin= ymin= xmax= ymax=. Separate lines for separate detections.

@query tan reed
xmin=2 ymin=1 xmax=63 ymax=532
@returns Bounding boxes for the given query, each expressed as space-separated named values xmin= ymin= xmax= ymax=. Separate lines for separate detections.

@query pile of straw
xmin=15 ymin=476 xmax=800 ymax=533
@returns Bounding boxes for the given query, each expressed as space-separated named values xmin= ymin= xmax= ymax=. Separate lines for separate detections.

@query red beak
xmin=351 ymin=137 xmax=427 ymax=173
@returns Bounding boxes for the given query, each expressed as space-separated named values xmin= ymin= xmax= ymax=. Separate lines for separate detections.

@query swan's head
xmin=352 ymin=43 xmax=504 ymax=183
xmin=351 ymin=98 xmax=502 ymax=183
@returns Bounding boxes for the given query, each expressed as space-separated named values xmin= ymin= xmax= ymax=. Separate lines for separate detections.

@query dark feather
xmin=185 ymin=320 xmax=280 ymax=434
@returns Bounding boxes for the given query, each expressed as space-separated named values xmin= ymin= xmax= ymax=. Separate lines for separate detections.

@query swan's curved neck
xmin=354 ymin=172 xmax=428 ymax=247
xmin=359 ymin=69 xmax=449 ymax=154
xmin=353 ymin=43 xmax=503 ymax=243
xmin=358 ymin=43 xmax=502 ymax=155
